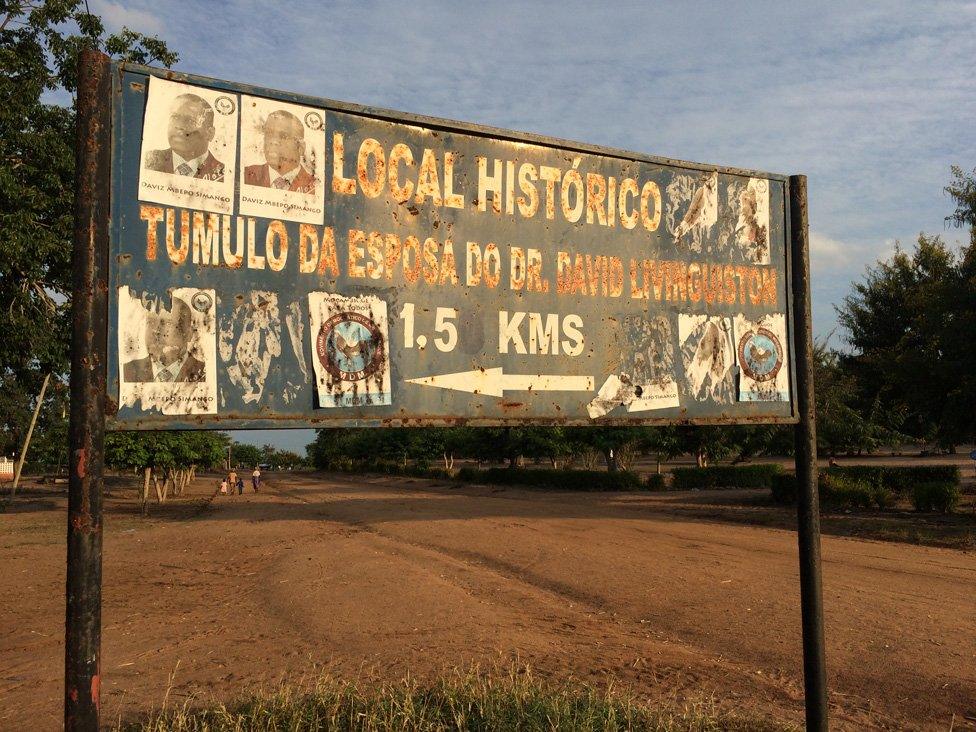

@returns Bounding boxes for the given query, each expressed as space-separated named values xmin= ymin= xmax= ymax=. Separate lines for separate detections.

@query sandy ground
xmin=1 ymin=471 xmax=975 ymax=730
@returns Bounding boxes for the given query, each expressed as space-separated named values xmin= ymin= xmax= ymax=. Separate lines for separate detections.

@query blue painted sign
xmin=104 ymin=62 xmax=797 ymax=430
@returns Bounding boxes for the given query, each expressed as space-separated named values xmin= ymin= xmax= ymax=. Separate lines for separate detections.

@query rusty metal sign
xmin=105 ymin=62 xmax=797 ymax=430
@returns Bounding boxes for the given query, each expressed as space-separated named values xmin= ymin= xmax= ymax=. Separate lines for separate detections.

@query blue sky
xmin=92 ymin=0 xmax=976 ymax=453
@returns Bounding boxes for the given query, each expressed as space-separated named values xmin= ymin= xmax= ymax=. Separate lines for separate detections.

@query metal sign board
xmin=70 ymin=52 xmax=826 ymax=732
xmin=105 ymin=62 xmax=797 ymax=430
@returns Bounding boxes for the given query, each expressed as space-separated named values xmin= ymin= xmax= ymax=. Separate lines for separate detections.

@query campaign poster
xmin=138 ymin=77 xmax=238 ymax=214
xmin=239 ymin=95 xmax=325 ymax=224
xmin=734 ymin=312 xmax=789 ymax=401
xmin=118 ymin=286 xmax=218 ymax=414
xmin=308 ymin=293 xmax=391 ymax=408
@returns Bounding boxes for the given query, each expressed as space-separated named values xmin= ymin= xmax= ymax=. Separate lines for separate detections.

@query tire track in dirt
xmin=266 ymin=476 xmax=613 ymax=611
xmin=259 ymin=475 xmax=838 ymax=724
xmin=262 ymin=472 xmax=974 ymax=730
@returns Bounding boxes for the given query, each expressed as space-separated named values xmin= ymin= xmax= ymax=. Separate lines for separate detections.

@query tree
xmin=813 ymin=341 xmax=903 ymax=455
xmin=0 ymin=1 xmax=176 ymax=457
xmin=231 ymin=443 xmax=263 ymax=469
xmin=837 ymin=229 xmax=974 ymax=448
xmin=271 ymin=450 xmax=305 ymax=469
xmin=945 ymin=166 xmax=976 ymax=247
xmin=106 ymin=431 xmax=226 ymax=514
xmin=565 ymin=427 xmax=643 ymax=472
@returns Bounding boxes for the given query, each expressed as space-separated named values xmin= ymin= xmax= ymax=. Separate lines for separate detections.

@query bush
xmin=773 ymin=473 xmax=893 ymax=510
xmin=772 ymin=467 xmax=955 ymax=510
xmin=827 ymin=465 xmax=960 ymax=493
xmin=770 ymin=473 xmax=796 ymax=504
xmin=326 ymin=460 xmax=452 ymax=480
xmin=870 ymin=486 xmax=897 ymax=509
xmin=911 ymin=482 xmax=961 ymax=513
xmin=820 ymin=474 xmax=875 ymax=510
xmin=645 ymin=473 xmax=666 ymax=491
xmin=825 ymin=465 xmax=887 ymax=489
xmin=457 ymin=467 xmax=643 ymax=491
xmin=670 ymin=464 xmax=783 ymax=490
xmin=886 ymin=465 xmax=960 ymax=489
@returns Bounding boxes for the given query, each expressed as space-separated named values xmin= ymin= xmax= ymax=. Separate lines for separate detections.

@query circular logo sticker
xmin=304 ymin=111 xmax=323 ymax=130
xmin=190 ymin=291 xmax=213 ymax=313
xmin=737 ymin=327 xmax=783 ymax=382
xmin=316 ymin=312 xmax=384 ymax=381
xmin=214 ymin=96 xmax=236 ymax=115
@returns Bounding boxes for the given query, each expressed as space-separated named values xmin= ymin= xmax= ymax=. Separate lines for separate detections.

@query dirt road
xmin=2 ymin=472 xmax=974 ymax=730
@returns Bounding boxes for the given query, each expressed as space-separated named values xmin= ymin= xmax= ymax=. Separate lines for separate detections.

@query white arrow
xmin=406 ymin=367 xmax=594 ymax=398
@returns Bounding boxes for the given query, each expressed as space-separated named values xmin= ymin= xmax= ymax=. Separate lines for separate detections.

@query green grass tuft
xmin=121 ymin=668 xmax=790 ymax=731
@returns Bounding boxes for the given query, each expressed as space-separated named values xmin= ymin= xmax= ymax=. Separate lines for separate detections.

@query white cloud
xmin=809 ymin=230 xmax=850 ymax=272
xmin=106 ymin=2 xmax=973 ymax=331
xmin=110 ymin=0 xmax=973 ymax=448
xmin=89 ymin=0 xmax=162 ymax=35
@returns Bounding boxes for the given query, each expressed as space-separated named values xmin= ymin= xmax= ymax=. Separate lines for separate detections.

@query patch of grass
xmin=122 ymin=668 xmax=790 ymax=731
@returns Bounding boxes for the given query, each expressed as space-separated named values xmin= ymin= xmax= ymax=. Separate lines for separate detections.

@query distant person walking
xmin=251 ymin=466 xmax=261 ymax=493
xmin=219 ymin=477 xmax=228 ymax=495
xmin=236 ymin=476 xmax=244 ymax=495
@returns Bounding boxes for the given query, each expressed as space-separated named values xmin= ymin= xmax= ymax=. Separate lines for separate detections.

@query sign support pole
xmin=789 ymin=174 xmax=828 ymax=730
xmin=66 ymin=48 xmax=111 ymax=732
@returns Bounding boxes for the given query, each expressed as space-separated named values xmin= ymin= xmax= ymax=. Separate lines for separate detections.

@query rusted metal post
xmin=66 ymin=48 xmax=111 ymax=732
xmin=789 ymin=174 xmax=828 ymax=731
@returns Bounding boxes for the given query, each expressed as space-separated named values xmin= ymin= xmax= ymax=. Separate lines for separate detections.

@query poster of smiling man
xmin=118 ymin=286 xmax=218 ymax=415
xmin=239 ymin=95 xmax=325 ymax=224
xmin=138 ymin=77 xmax=238 ymax=214
xmin=308 ymin=293 xmax=391 ymax=408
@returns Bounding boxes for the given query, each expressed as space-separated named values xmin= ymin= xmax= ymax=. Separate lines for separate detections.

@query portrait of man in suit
xmin=243 ymin=110 xmax=317 ymax=194
xmin=144 ymin=93 xmax=225 ymax=182
xmin=123 ymin=298 xmax=205 ymax=383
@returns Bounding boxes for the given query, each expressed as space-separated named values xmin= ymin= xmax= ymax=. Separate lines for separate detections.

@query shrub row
xmin=323 ymin=459 xmax=453 ymax=480
xmin=644 ymin=472 xmax=667 ymax=491
xmin=670 ymin=464 xmax=783 ymax=490
xmin=328 ymin=460 xmax=651 ymax=492
xmin=820 ymin=474 xmax=895 ymax=510
xmin=456 ymin=467 xmax=644 ymax=491
xmin=770 ymin=473 xmax=798 ymax=504
xmin=826 ymin=465 xmax=960 ymax=491
xmin=770 ymin=473 xmax=961 ymax=513
xmin=912 ymin=482 xmax=962 ymax=513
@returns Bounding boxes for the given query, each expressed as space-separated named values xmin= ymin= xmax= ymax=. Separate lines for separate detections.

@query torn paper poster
xmin=620 ymin=314 xmax=679 ymax=412
xmin=627 ymin=381 xmax=680 ymax=412
xmin=138 ymin=76 xmax=238 ymax=214
xmin=118 ymin=286 xmax=217 ymax=414
xmin=282 ymin=300 xmax=309 ymax=405
xmin=678 ymin=314 xmax=735 ymax=404
xmin=666 ymin=171 xmax=718 ymax=253
xmin=587 ymin=374 xmax=642 ymax=419
xmin=734 ymin=177 xmax=770 ymax=265
xmin=734 ymin=313 xmax=789 ymax=402
xmin=308 ymin=293 xmax=391 ymax=408
xmin=239 ymin=94 xmax=325 ymax=224
xmin=218 ymin=291 xmax=281 ymax=406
